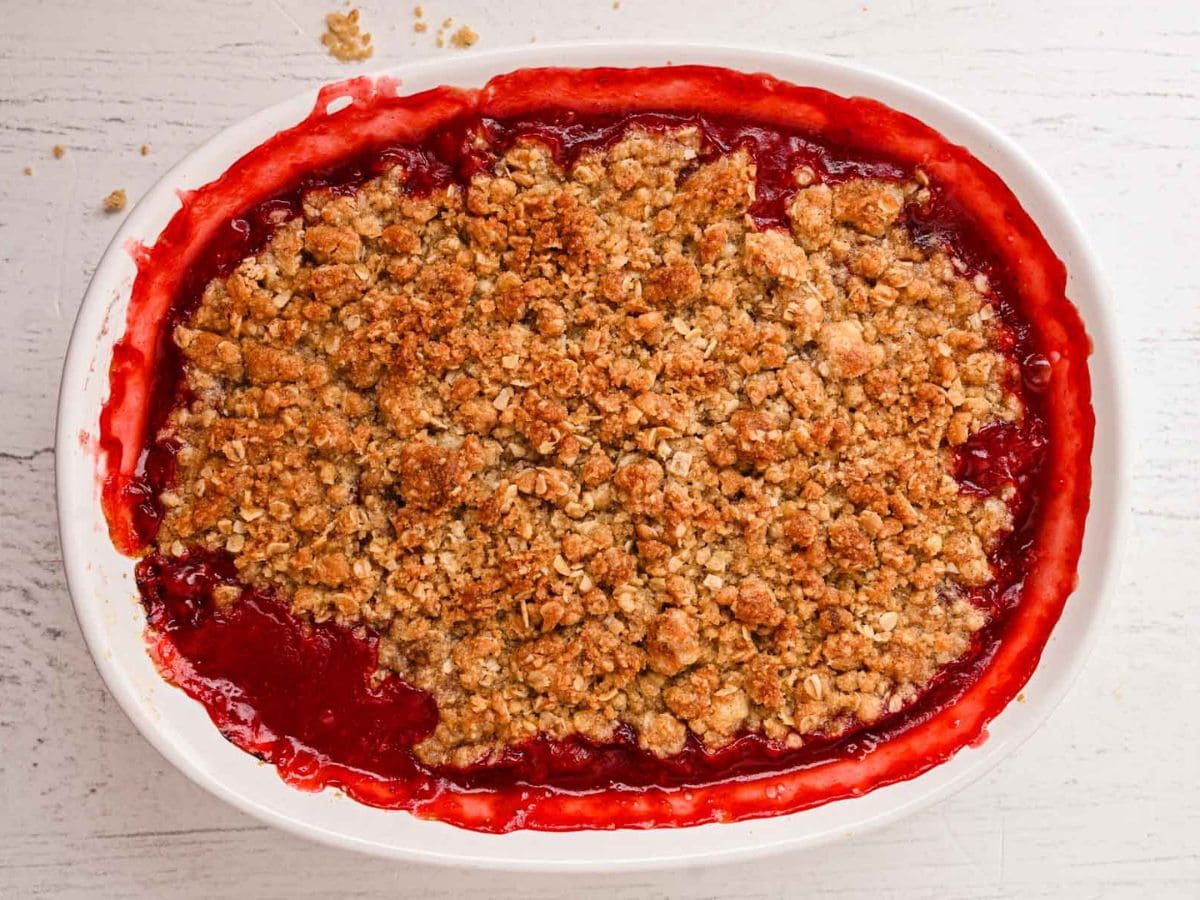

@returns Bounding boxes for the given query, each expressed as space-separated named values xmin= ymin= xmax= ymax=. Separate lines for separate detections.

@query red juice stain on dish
xmin=100 ymin=66 xmax=1094 ymax=832
xmin=137 ymin=550 xmax=438 ymax=779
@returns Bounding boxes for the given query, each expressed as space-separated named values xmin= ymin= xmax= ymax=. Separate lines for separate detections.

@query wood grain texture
xmin=2 ymin=0 xmax=1197 ymax=896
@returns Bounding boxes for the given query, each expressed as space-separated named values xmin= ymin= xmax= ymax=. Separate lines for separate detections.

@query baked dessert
xmin=100 ymin=66 xmax=1093 ymax=831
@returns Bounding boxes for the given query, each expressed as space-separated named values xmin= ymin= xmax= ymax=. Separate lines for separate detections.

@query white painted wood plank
xmin=2 ymin=0 xmax=1198 ymax=895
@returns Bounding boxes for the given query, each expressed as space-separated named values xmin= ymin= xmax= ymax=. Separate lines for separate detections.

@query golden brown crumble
xmin=53 ymin=144 xmax=66 ymax=159
xmin=449 ymin=25 xmax=478 ymax=48
xmin=103 ymin=189 xmax=127 ymax=212
xmin=157 ymin=128 xmax=1018 ymax=766
xmin=141 ymin=144 xmax=151 ymax=156
xmin=322 ymin=8 xmax=373 ymax=62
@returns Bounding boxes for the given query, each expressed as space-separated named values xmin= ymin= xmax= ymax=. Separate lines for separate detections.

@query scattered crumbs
xmin=322 ymin=8 xmax=373 ymax=62
xmin=102 ymin=188 xmax=128 ymax=213
xmin=403 ymin=10 xmax=477 ymax=47
xmin=612 ymin=0 xmax=620 ymax=7
xmin=23 ymin=166 xmax=33 ymax=176
xmin=450 ymin=25 xmax=478 ymax=48
xmin=433 ymin=16 xmax=452 ymax=47
xmin=52 ymin=144 xmax=66 ymax=159
xmin=1016 ymin=692 xmax=1026 ymax=703
xmin=140 ymin=144 xmax=150 ymax=156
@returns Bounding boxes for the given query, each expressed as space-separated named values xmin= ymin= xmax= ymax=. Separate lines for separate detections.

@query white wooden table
xmin=2 ymin=0 xmax=1198 ymax=896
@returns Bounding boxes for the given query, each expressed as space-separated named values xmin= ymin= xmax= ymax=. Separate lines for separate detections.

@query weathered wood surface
xmin=1 ymin=0 xmax=1197 ymax=895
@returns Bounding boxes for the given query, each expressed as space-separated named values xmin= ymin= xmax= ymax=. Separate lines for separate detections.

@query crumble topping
xmin=155 ymin=127 xmax=1019 ymax=766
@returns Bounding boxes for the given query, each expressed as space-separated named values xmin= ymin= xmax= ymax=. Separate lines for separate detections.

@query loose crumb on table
xmin=322 ymin=7 xmax=373 ymax=62
xmin=102 ymin=188 xmax=127 ymax=212
xmin=450 ymin=25 xmax=478 ymax=48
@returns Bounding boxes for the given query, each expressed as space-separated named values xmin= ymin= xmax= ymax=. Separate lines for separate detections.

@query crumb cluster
xmin=157 ymin=128 xmax=1018 ymax=766
xmin=322 ymin=8 xmax=373 ymax=62
xmin=103 ymin=188 xmax=127 ymax=212
xmin=449 ymin=25 xmax=478 ymax=48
